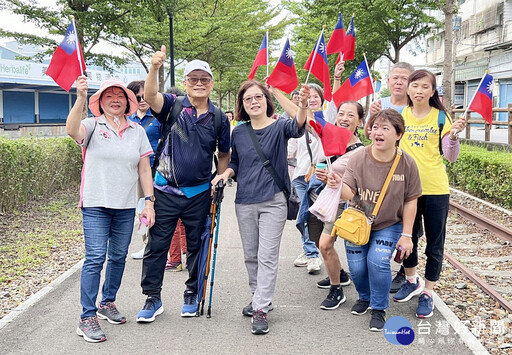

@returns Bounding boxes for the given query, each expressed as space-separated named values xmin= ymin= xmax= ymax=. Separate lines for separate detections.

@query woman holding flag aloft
xmin=392 ymin=69 xmax=466 ymax=319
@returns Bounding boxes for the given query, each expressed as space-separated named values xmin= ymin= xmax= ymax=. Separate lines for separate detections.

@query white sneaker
xmin=294 ymin=252 xmax=308 ymax=267
xmin=131 ymin=247 xmax=145 ymax=260
xmin=307 ymin=257 xmax=322 ymax=274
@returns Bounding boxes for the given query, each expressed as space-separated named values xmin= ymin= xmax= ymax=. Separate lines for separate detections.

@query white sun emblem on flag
xmin=486 ymin=80 xmax=493 ymax=94
xmin=354 ymin=68 xmax=365 ymax=79
xmin=286 ymin=48 xmax=295 ymax=59
xmin=66 ymin=30 xmax=77 ymax=45
xmin=347 ymin=23 xmax=352 ymax=33
xmin=319 ymin=42 xmax=326 ymax=53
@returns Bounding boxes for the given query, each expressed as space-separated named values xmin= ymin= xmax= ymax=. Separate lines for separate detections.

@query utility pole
xmin=166 ymin=6 xmax=176 ymax=87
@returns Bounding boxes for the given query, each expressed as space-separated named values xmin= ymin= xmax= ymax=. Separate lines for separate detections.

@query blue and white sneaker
xmin=416 ymin=293 xmax=434 ymax=318
xmin=181 ymin=290 xmax=198 ymax=317
xmin=136 ymin=296 xmax=163 ymax=323
xmin=393 ymin=277 xmax=423 ymax=303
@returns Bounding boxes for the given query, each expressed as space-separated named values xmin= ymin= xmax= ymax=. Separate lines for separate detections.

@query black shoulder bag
xmin=246 ymin=123 xmax=299 ymax=220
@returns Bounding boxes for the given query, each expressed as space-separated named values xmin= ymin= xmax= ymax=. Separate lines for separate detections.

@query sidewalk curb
xmin=0 ymin=259 xmax=84 ymax=330
xmin=433 ymin=293 xmax=490 ymax=354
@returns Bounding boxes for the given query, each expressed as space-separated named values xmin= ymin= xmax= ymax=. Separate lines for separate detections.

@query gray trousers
xmin=235 ymin=192 xmax=287 ymax=313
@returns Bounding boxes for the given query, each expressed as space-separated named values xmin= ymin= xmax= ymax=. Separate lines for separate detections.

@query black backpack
xmin=151 ymin=96 xmax=223 ymax=177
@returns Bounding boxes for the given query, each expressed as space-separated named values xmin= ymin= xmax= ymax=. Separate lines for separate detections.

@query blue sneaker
xmin=136 ymin=296 xmax=163 ymax=323
xmin=393 ymin=277 xmax=422 ymax=303
xmin=416 ymin=293 xmax=434 ymax=318
xmin=181 ymin=290 xmax=198 ymax=317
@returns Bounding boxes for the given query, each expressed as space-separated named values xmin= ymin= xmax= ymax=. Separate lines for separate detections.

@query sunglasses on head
xmin=136 ymin=95 xmax=144 ymax=102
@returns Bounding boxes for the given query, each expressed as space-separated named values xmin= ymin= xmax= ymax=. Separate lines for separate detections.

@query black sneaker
xmin=242 ymin=302 xmax=274 ymax=317
xmin=320 ymin=286 xmax=346 ymax=310
xmin=390 ymin=266 xmax=406 ymax=293
xmin=351 ymin=300 xmax=370 ymax=315
xmin=339 ymin=269 xmax=351 ymax=286
xmin=317 ymin=270 xmax=351 ymax=289
xmin=369 ymin=309 xmax=386 ymax=332
xmin=251 ymin=310 xmax=269 ymax=334
xmin=76 ymin=316 xmax=106 ymax=343
xmin=97 ymin=301 xmax=126 ymax=324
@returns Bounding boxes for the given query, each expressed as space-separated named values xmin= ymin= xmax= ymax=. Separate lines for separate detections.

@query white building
xmin=426 ymin=0 xmax=512 ymax=122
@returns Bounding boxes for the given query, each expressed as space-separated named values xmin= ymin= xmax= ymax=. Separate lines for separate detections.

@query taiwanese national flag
xmin=309 ymin=111 xmax=353 ymax=156
xmin=343 ymin=16 xmax=356 ymax=61
xmin=304 ymin=33 xmax=332 ymax=101
xmin=333 ymin=57 xmax=374 ymax=107
xmin=248 ymin=33 xmax=268 ymax=80
xmin=469 ymin=73 xmax=493 ymax=125
xmin=266 ymin=39 xmax=298 ymax=94
xmin=326 ymin=13 xmax=345 ymax=55
xmin=46 ymin=21 xmax=86 ymax=92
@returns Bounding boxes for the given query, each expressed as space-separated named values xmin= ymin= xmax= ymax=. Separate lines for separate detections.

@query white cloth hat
xmin=183 ymin=60 xmax=213 ymax=78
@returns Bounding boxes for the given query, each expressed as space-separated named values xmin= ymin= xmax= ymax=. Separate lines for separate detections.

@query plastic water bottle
xmin=136 ymin=197 xmax=145 ymax=214
xmin=137 ymin=217 xmax=149 ymax=236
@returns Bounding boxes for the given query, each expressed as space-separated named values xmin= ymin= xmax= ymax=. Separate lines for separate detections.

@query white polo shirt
xmin=78 ymin=115 xmax=153 ymax=209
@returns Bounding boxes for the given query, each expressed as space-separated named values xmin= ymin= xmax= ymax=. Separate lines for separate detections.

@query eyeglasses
xmin=186 ymin=77 xmax=212 ymax=85
xmin=136 ymin=95 xmax=144 ymax=102
xmin=242 ymin=93 xmax=265 ymax=103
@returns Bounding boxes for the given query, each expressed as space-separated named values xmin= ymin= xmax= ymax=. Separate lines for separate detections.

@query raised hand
xmin=151 ymin=45 xmax=167 ymax=70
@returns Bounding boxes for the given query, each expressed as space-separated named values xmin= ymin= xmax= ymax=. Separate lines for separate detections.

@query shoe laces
xmin=184 ymin=292 xmax=196 ymax=305
xmin=101 ymin=302 xmax=119 ymax=315
xmin=326 ymin=287 xmax=341 ymax=300
xmin=84 ymin=316 xmax=101 ymax=331
xmin=418 ymin=293 xmax=431 ymax=305
xmin=253 ymin=310 xmax=267 ymax=322
xmin=143 ymin=297 xmax=160 ymax=310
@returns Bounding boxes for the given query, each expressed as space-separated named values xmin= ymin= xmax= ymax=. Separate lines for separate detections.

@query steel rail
xmin=449 ymin=201 xmax=512 ymax=242
xmin=443 ymin=252 xmax=512 ymax=313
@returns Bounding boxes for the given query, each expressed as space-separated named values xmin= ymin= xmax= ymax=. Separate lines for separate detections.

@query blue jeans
xmin=345 ymin=223 xmax=402 ymax=310
xmin=80 ymin=207 xmax=135 ymax=318
xmin=293 ymin=176 xmax=319 ymax=258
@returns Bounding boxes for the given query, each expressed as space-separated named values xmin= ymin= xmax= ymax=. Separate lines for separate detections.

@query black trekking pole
xmin=206 ymin=180 xmax=225 ymax=318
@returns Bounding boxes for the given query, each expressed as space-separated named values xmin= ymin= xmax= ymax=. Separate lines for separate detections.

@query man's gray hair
xmin=391 ymin=62 xmax=414 ymax=74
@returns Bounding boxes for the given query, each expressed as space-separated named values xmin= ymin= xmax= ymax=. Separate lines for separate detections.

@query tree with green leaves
xmin=285 ymin=0 xmax=440 ymax=80
xmin=0 ymin=0 xmax=287 ymax=108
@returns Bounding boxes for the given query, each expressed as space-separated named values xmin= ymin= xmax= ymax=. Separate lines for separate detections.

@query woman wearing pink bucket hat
xmin=66 ymin=75 xmax=155 ymax=343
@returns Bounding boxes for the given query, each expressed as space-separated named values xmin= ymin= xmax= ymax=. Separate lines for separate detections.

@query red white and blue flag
xmin=46 ymin=20 xmax=86 ymax=92
xmin=304 ymin=33 xmax=332 ymax=101
xmin=248 ymin=33 xmax=268 ymax=80
xmin=343 ymin=16 xmax=356 ymax=61
xmin=469 ymin=73 xmax=493 ymax=125
xmin=332 ymin=57 xmax=374 ymax=107
xmin=309 ymin=111 xmax=353 ymax=156
xmin=326 ymin=13 xmax=345 ymax=55
xmin=266 ymin=39 xmax=298 ymax=94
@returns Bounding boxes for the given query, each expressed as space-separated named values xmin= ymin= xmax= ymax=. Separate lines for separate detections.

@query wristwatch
xmin=144 ymin=195 xmax=155 ymax=202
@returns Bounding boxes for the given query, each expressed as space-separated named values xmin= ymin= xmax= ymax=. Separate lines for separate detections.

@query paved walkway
xmin=0 ymin=186 xmax=485 ymax=354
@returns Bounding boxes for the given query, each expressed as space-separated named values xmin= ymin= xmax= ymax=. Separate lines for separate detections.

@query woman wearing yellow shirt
xmin=393 ymin=69 xmax=465 ymax=318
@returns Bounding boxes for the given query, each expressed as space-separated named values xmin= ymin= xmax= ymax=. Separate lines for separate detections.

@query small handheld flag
xmin=304 ymin=28 xmax=332 ymax=101
xmin=326 ymin=13 xmax=345 ymax=55
xmin=248 ymin=32 xmax=268 ymax=80
xmin=467 ymin=72 xmax=493 ymax=125
xmin=266 ymin=38 xmax=298 ymax=94
xmin=332 ymin=55 xmax=374 ymax=107
xmin=46 ymin=19 xmax=86 ymax=92
xmin=309 ymin=111 xmax=353 ymax=156
xmin=343 ymin=15 xmax=356 ymax=61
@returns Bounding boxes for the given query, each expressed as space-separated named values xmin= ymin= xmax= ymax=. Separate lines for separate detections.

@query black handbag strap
xmin=304 ymin=129 xmax=314 ymax=162
xmin=246 ymin=123 xmax=290 ymax=199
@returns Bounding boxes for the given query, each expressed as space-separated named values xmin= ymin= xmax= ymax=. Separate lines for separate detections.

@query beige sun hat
xmin=88 ymin=79 xmax=138 ymax=117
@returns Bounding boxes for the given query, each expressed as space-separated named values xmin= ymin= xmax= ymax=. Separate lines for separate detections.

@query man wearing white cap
xmin=137 ymin=46 xmax=230 ymax=322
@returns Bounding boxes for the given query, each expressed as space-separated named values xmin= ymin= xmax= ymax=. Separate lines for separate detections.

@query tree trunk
xmin=442 ymin=0 xmax=456 ymax=111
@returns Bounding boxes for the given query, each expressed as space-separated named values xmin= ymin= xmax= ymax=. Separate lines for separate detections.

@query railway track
xmin=446 ymin=200 xmax=512 ymax=313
